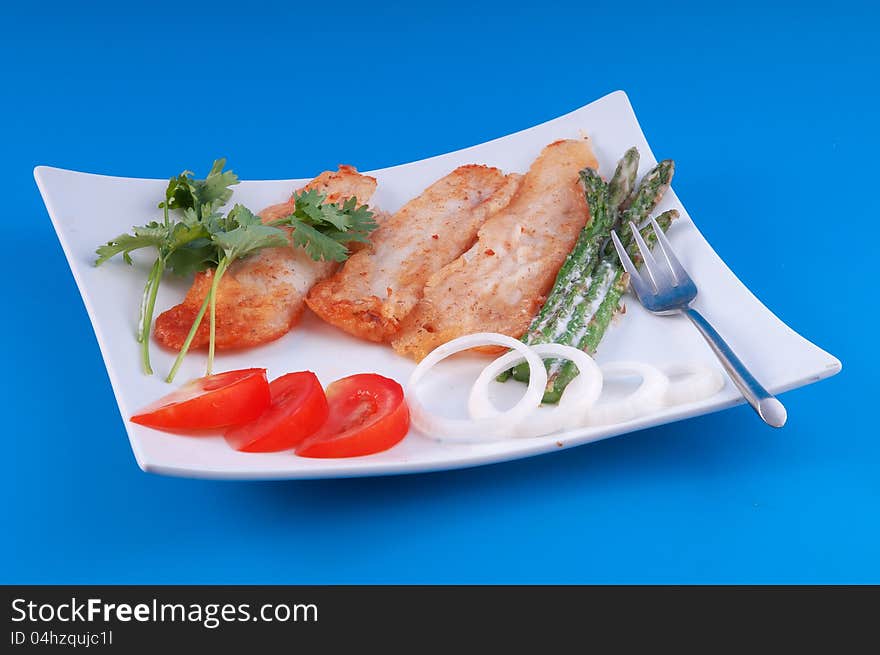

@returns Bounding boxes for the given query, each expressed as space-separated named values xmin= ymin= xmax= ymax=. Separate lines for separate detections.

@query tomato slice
xmin=224 ymin=372 xmax=329 ymax=452
xmin=131 ymin=368 xmax=270 ymax=430
xmin=295 ymin=373 xmax=409 ymax=458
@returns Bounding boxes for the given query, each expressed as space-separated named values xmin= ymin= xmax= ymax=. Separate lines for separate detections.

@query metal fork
xmin=611 ymin=218 xmax=787 ymax=427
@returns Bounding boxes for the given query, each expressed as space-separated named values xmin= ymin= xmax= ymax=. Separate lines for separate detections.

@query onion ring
xmin=663 ymin=362 xmax=725 ymax=406
xmin=587 ymin=361 xmax=669 ymax=426
xmin=405 ymin=333 xmax=547 ymax=442
xmin=469 ymin=344 xmax=602 ymax=437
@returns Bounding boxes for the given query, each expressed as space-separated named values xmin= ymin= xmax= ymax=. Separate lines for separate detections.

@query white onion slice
xmin=663 ymin=362 xmax=725 ymax=406
xmin=469 ymin=344 xmax=602 ymax=437
xmin=405 ymin=333 xmax=547 ymax=442
xmin=587 ymin=361 xmax=669 ymax=426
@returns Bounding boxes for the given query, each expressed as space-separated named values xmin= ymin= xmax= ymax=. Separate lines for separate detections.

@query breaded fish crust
xmin=153 ymin=166 xmax=377 ymax=351
xmin=306 ymin=165 xmax=521 ymax=342
xmin=392 ymin=139 xmax=597 ymax=360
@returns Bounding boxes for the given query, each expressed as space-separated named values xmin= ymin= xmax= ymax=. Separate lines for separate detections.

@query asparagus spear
xmin=532 ymin=157 xmax=672 ymax=343
xmin=613 ymin=159 xmax=674 ymax=247
xmin=542 ymin=209 xmax=678 ymax=402
xmin=532 ymin=156 xmax=675 ymax=374
xmin=522 ymin=151 xmax=641 ymax=343
xmin=503 ymin=156 xmax=641 ymax=383
xmin=509 ymin=156 xmax=675 ymax=384
xmin=606 ymin=147 xmax=640 ymax=223
xmin=521 ymin=169 xmax=612 ymax=343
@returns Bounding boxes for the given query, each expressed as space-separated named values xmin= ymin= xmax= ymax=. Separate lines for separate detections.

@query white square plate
xmin=35 ymin=91 xmax=841 ymax=479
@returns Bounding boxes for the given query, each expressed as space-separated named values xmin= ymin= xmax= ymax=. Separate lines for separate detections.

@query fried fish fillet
xmin=392 ymin=139 xmax=597 ymax=360
xmin=306 ymin=165 xmax=522 ymax=342
xmin=153 ymin=166 xmax=377 ymax=351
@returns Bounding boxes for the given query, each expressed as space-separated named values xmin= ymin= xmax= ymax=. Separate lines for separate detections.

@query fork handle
xmin=683 ymin=307 xmax=787 ymax=427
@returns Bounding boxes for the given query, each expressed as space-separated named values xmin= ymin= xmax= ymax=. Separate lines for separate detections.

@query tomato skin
xmin=295 ymin=373 xmax=410 ymax=458
xmin=131 ymin=368 xmax=270 ymax=430
xmin=224 ymin=372 xmax=329 ymax=452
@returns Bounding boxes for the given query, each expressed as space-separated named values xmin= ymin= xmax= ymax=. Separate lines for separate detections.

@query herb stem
xmin=137 ymin=259 xmax=160 ymax=343
xmin=205 ymin=257 xmax=230 ymax=375
xmin=137 ymin=257 xmax=165 ymax=375
xmin=165 ymin=286 xmax=212 ymax=383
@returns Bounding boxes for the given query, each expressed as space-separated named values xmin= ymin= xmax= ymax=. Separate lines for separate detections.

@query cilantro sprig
xmin=281 ymin=190 xmax=377 ymax=262
xmin=96 ymin=159 xmax=239 ymax=376
xmin=95 ymin=160 xmax=377 ymax=382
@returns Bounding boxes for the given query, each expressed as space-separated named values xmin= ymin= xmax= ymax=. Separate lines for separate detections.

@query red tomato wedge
xmin=224 ymin=372 xmax=329 ymax=452
xmin=296 ymin=373 xmax=410 ymax=458
xmin=131 ymin=368 xmax=270 ymax=430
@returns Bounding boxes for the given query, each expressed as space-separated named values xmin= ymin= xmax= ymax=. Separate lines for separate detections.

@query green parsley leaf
xmin=167 ymin=221 xmax=209 ymax=249
xmin=340 ymin=197 xmax=378 ymax=238
xmin=197 ymin=158 xmax=239 ymax=212
xmin=269 ymin=190 xmax=378 ymax=262
xmin=289 ymin=219 xmax=350 ymax=262
xmin=209 ymin=205 xmax=290 ymax=260
xmin=160 ymin=171 xmax=196 ymax=212
xmin=159 ymin=159 xmax=238 ymax=216
xmin=292 ymin=189 xmax=349 ymax=231
xmin=226 ymin=203 xmax=262 ymax=227
xmin=95 ymin=222 xmax=168 ymax=266
xmin=164 ymin=241 xmax=217 ymax=278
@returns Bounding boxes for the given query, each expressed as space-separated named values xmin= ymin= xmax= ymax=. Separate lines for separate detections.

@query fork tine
xmin=629 ymin=221 xmax=666 ymax=291
xmin=611 ymin=230 xmax=652 ymax=301
xmin=650 ymin=216 xmax=689 ymax=285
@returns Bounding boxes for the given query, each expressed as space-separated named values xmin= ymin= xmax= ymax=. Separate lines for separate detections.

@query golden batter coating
xmin=306 ymin=165 xmax=521 ymax=342
xmin=392 ymin=139 xmax=597 ymax=361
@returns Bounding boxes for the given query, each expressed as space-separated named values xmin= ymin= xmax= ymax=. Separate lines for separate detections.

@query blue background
xmin=2 ymin=1 xmax=876 ymax=583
